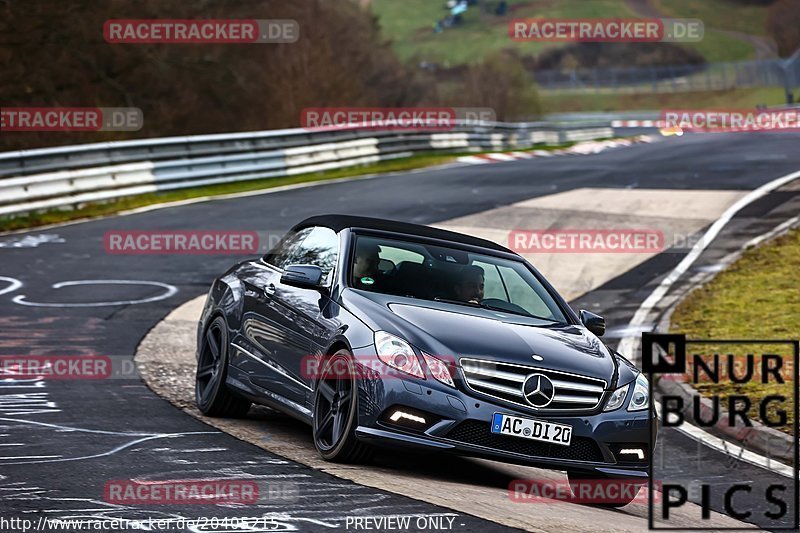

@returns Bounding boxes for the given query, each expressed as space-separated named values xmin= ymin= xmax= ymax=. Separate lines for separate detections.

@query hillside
xmin=371 ymin=0 xmax=784 ymax=66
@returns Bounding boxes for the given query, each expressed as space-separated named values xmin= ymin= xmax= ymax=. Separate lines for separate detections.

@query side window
xmin=471 ymin=260 xmax=506 ymax=300
xmin=378 ymin=245 xmax=424 ymax=268
xmin=264 ymin=228 xmax=312 ymax=269
xmin=284 ymin=226 xmax=339 ymax=281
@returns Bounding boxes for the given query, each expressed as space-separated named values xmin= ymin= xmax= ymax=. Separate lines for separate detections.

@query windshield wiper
xmin=433 ymin=297 xmax=482 ymax=308
xmin=434 ymin=297 xmax=555 ymax=322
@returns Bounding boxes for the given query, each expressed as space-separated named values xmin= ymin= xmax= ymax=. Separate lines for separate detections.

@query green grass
xmin=670 ymin=228 xmax=800 ymax=434
xmin=372 ymin=0 xmax=769 ymax=66
xmin=653 ymin=0 xmax=770 ymax=37
xmin=372 ymin=0 xmax=634 ymax=66
xmin=540 ymin=86 xmax=789 ymax=112
xmin=682 ymin=29 xmax=756 ymax=62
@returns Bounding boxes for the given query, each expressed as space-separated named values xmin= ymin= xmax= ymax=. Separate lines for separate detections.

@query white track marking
xmin=617 ymin=168 xmax=800 ymax=360
xmin=12 ymin=280 xmax=178 ymax=307
xmin=657 ymin=213 xmax=800 ymax=476
xmin=484 ymin=153 xmax=518 ymax=161
xmin=616 ymin=174 xmax=800 ymax=478
xmin=0 ymin=276 xmax=22 ymax=297
xmin=455 ymin=156 xmax=490 ymax=164
xmin=0 ymin=234 xmax=65 ymax=249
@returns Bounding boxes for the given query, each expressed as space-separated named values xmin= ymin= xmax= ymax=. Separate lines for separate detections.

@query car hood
xmin=341 ymin=289 xmax=617 ymax=383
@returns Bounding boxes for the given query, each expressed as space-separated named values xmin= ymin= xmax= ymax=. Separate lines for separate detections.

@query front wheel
xmin=312 ymin=350 xmax=371 ymax=463
xmin=195 ymin=316 xmax=251 ymax=418
xmin=567 ymin=472 xmax=644 ymax=508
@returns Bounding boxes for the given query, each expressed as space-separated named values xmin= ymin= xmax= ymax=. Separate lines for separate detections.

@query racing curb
xmin=654 ymin=218 xmax=800 ymax=466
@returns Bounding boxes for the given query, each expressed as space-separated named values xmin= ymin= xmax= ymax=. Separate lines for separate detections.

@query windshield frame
xmin=341 ymin=227 xmax=578 ymax=326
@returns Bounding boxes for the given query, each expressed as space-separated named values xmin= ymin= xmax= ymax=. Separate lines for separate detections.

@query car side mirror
xmin=579 ymin=310 xmax=605 ymax=337
xmin=281 ymin=264 xmax=324 ymax=290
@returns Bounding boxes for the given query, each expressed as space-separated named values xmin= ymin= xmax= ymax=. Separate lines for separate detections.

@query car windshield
xmin=349 ymin=234 xmax=567 ymax=324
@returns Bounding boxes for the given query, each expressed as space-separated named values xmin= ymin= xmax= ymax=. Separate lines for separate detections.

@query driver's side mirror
xmin=281 ymin=264 xmax=324 ymax=290
xmin=579 ymin=310 xmax=605 ymax=337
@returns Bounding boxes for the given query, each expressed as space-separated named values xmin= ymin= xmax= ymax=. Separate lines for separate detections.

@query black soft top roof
xmin=292 ymin=214 xmax=512 ymax=254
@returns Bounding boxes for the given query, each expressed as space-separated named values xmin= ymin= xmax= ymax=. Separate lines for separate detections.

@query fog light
xmin=379 ymin=406 xmax=440 ymax=433
xmin=619 ymin=448 xmax=645 ymax=460
xmin=389 ymin=410 xmax=426 ymax=424
xmin=610 ymin=443 xmax=648 ymax=463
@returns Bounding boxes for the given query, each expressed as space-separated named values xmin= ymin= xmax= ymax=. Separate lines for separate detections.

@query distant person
xmin=495 ymin=1 xmax=508 ymax=15
xmin=453 ymin=265 xmax=484 ymax=303
xmin=450 ymin=1 xmax=467 ymax=25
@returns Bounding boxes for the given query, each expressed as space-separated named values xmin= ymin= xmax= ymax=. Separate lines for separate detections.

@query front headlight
xmin=374 ymin=331 xmax=424 ymax=379
xmin=627 ymin=373 xmax=649 ymax=411
xmin=603 ymin=383 xmax=629 ymax=412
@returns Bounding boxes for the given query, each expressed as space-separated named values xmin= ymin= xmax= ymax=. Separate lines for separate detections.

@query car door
xmin=244 ymin=226 xmax=340 ymax=405
xmin=239 ymin=227 xmax=311 ymax=404
xmin=269 ymin=226 xmax=341 ymax=400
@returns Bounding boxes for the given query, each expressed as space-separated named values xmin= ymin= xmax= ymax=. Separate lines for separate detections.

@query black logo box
xmin=642 ymin=333 xmax=800 ymax=531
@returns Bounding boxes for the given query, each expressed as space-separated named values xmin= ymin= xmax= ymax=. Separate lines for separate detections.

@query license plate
xmin=491 ymin=413 xmax=572 ymax=446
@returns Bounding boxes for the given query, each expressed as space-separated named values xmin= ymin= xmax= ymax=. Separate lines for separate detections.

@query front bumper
xmin=352 ymin=346 xmax=655 ymax=479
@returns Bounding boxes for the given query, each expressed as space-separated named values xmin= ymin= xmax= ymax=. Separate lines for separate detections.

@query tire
xmin=195 ymin=316 xmax=251 ymax=418
xmin=312 ymin=349 xmax=372 ymax=463
xmin=567 ymin=472 xmax=644 ymax=508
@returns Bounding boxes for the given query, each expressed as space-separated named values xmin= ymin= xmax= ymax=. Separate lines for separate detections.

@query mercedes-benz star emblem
xmin=522 ymin=373 xmax=555 ymax=408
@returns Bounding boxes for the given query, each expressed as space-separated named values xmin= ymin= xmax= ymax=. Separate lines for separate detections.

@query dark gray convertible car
xmin=195 ymin=214 xmax=655 ymax=505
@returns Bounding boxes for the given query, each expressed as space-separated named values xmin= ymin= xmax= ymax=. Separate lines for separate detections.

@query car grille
xmin=460 ymin=358 xmax=607 ymax=412
xmin=446 ymin=420 xmax=605 ymax=463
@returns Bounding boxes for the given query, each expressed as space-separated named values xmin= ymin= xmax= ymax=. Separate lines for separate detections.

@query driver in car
xmin=352 ymin=242 xmax=386 ymax=291
xmin=453 ymin=264 xmax=484 ymax=303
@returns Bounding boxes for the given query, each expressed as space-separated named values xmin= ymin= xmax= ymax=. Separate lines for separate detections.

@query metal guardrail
xmin=534 ymin=48 xmax=800 ymax=97
xmin=0 ymin=121 xmax=614 ymax=218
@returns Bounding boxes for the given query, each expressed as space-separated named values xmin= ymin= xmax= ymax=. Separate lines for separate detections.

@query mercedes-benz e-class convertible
xmin=195 ymin=214 xmax=655 ymax=505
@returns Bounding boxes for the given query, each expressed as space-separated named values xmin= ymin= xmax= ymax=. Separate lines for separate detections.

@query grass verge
xmin=669 ymin=227 xmax=800 ymax=434
xmin=372 ymin=0 xmax=634 ymax=65
xmin=373 ymin=0 xmax=766 ymax=66
xmin=653 ymin=0 xmax=770 ymax=37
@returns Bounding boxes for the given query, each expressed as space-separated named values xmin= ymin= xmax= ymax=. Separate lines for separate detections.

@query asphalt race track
xmin=2 ymin=131 xmax=800 ymax=532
